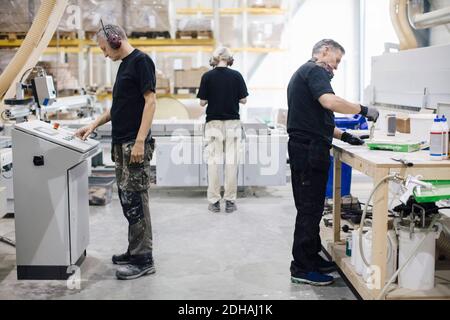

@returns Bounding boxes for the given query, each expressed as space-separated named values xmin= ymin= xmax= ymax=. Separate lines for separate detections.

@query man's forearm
xmin=136 ymin=96 xmax=156 ymax=143
xmin=319 ymin=94 xmax=361 ymax=115
xmin=333 ymin=127 xmax=343 ymax=140
xmin=328 ymin=96 xmax=361 ymax=114
xmin=92 ymin=108 xmax=111 ymax=129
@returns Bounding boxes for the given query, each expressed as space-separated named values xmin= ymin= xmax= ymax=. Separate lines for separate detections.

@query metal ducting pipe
xmin=407 ymin=0 xmax=430 ymax=47
xmin=409 ymin=2 xmax=450 ymax=29
xmin=390 ymin=0 xmax=419 ymax=50
xmin=0 ymin=0 xmax=68 ymax=108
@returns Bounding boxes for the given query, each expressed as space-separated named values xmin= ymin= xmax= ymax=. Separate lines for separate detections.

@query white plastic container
xmin=441 ymin=115 xmax=449 ymax=160
xmin=430 ymin=115 xmax=443 ymax=160
xmin=398 ymin=228 xmax=439 ymax=291
xmin=362 ymin=231 xmax=373 ymax=283
xmin=360 ymin=230 xmax=398 ymax=284
xmin=351 ymin=229 xmax=364 ymax=275
xmin=409 ymin=114 xmax=435 ymax=143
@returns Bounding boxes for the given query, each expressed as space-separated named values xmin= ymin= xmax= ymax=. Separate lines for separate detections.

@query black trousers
xmin=288 ymin=135 xmax=331 ymax=275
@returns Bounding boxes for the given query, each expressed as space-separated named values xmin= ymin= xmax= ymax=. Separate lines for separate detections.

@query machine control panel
xmin=14 ymin=120 xmax=99 ymax=154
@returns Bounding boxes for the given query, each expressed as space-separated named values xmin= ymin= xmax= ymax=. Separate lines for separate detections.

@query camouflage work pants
xmin=112 ymin=139 xmax=154 ymax=264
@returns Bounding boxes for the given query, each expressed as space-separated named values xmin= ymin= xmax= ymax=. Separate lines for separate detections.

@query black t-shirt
xmin=197 ymin=67 xmax=248 ymax=122
xmin=111 ymin=49 xmax=156 ymax=144
xmin=287 ymin=60 xmax=335 ymax=144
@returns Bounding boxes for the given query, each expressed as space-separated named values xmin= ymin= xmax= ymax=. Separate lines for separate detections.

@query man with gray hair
xmin=287 ymin=39 xmax=379 ymax=285
xmin=197 ymin=47 xmax=249 ymax=213
xmin=76 ymin=23 xmax=157 ymax=280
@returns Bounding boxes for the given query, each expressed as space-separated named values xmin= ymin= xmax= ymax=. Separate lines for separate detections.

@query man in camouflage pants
xmin=76 ymin=24 xmax=157 ymax=280
xmin=112 ymin=139 xmax=154 ymax=273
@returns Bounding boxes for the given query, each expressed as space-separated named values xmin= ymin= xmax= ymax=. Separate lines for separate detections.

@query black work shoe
xmin=208 ymin=201 xmax=220 ymax=213
xmin=116 ymin=263 xmax=156 ymax=280
xmin=291 ymin=272 xmax=334 ymax=286
xmin=225 ymin=200 xmax=237 ymax=213
xmin=317 ymin=255 xmax=337 ymax=274
xmin=112 ymin=251 xmax=131 ymax=265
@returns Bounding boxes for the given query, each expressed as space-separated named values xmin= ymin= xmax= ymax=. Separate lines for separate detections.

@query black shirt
xmin=197 ymin=67 xmax=248 ymax=122
xmin=111 ymin=49 xmax=156 ymax=144
xmin=287 ymin=60 xmax=335 ymax=144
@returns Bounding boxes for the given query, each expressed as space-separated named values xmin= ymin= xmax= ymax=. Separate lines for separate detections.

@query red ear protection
xmin=101 ymin=19 xmax=122 ymax=50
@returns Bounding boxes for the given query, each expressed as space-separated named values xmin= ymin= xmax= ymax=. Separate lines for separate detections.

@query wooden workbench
xmin=324 ymin=139 xmax=450 ymax=300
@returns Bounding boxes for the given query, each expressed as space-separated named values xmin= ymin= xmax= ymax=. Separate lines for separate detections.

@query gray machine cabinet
xmin=12 ymin=121 xmax=98 ymax=280
xmin=155 ymin=136 xmax=202 ymax=186
xmin=243 ymin=134 xmax=287 ymax=186
xmin=199 ymin=160 xmax=244 ymax=187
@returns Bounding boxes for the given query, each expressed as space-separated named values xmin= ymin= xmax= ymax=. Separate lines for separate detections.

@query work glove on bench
xmin=341 ymin=132 xmax=365 ymax=146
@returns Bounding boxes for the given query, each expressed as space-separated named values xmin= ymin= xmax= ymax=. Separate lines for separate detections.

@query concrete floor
xmin=0 ymin=178 xmax=365 ymax=300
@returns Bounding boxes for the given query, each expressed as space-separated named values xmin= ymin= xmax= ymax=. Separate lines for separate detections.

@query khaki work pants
xmin=204 ymin=120 xmax=242 ymax=204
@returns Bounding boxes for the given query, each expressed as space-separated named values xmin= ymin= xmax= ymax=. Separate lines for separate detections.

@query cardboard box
xmin=249 ymin=0 xmax=282 ymax=8
xmin=174 ymin=67 xmax=209 ymax=89
xmin=124 ymin=0 xmax=170 ymax=34
xmin=396 ymin=115 xmax=411 ymax=133
xmin=33 ymin=0 xmax=82 ymax=32
xmin=156 ymin=71 xmax=170 ymax=94
xmin=0 ymin=0 xmax=32 ymax=33
xmin=82 ymin=0 xmax=123 ymax=32
xmin=220 ymin=16 xmax=241 ymax=47
xmin=177 ymin=17 xmax=212 ymax=32
xmin=36 ymin=60 xmax=79 ymax=92
xmin=249 ymin=22 xmax=284 ymax=48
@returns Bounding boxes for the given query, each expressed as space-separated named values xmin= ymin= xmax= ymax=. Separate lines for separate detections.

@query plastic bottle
xmin=430 ymin=115 xmax=443 ymax=161
xmin=346 ymin=235 xmax=352 ymax=257
xmin=442 ymin=115 xmax=449 ymax=160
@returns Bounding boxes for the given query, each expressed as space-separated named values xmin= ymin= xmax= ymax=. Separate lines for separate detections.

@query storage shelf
xmin=0 ymin=38 xmax=88 ymax=47
xmin=0 ymin=38 xmax=215 ymax=48
xmin=87 ymin=46 xmax=282 ymax=54
xmin=128 ymin=38 xmax=215 ymax=46
xmin=176 ymin=7 xmax=286 ymax=15
xmin=232 ymin=47 xmax=286 ymax=53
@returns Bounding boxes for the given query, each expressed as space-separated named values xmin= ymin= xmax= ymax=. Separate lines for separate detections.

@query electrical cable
xmin=359 ymin=173 xmax=399 ymax=267
xmin=0 ymin=110 xmax=8 ymax=121
xmin=0 ymin=235 xmax=15 ymax=247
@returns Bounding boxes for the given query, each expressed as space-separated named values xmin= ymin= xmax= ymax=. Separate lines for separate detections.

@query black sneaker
xmin=208 ymin=201 xmax=220 ymax=213
xmin=112 ymin=251 xmax=131 ymax=265
xmin=317 ymin=255 xmax=337 ymax=274
xmin=291 ymin=272 xmax=334 ymax=286
xmin=225 ymin=200 xmax=237 ymax=213
xmin=116 ymin=263 xmax=156 ymax=280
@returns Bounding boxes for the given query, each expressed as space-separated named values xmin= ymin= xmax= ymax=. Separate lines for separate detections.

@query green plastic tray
xmin=366 ymin=141 xmax=421 ymax=152
xmin=414 ymin=180 xmax=450 ymax=203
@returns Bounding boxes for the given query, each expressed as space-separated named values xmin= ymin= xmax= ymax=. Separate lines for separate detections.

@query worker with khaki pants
xmin=197 ymin=47 xmax=249 ymax=213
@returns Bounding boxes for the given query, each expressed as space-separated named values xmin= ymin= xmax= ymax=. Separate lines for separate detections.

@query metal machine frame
xmin=12 ymin=120 xmax=99 ymax=280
